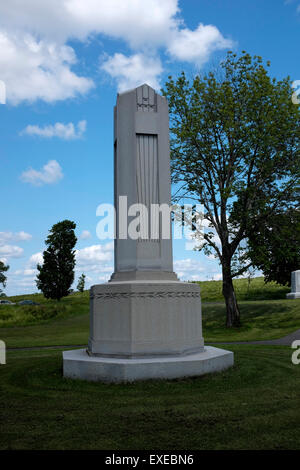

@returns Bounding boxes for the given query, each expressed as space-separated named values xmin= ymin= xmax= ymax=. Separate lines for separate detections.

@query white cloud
xmin=76 ymin=243 xmax=113 ymax=266
xmin=0 ymin=244 xmax=24 ymax=258
xmin=21 ymin=120 xmax=87 ymax=140
xmin=167 ymin=23 xmax=234 ymax=65
xmin=173 ymin=257 xmax=222 ymax=282
xmin=80 ymin=230 xmax=92 ymax=240
xmin=0 ymin=1 xmax=233 ymax=103
xmin=174 ymin=258 xmax=205 ymax=275
xmin=10 ymin=252 xmax=42 ymax=292
xmin=20 ymin=160 xmax=63 ymax=186
xmin=0 ymin=231 xmax=32 ymax=243
xmin=17 ymin=231 xmax=32 ymax=241
xmin=0 ymin=0 xmax=180 ymax=46
xmin=0 ymin=32 xmax=94 ymax=105
xmin=66 ymin=0 xmax=179 ymax=47
xmin=75 ymin=264 xmax=113 ymax=274
xmin=75 ymin=243 xmax=113 ymax=280
xmin=29 ymin=252 xmax=43 ymax=266
xmin=102 ymin=241 xmax=114 ymax=252
xmin=15 ymin=268 xmax=36 ymax=277
xmin=101 ymin=53 xmax=162 ymax=92
xmin=0 ymin=1 xmax=175 ymax=103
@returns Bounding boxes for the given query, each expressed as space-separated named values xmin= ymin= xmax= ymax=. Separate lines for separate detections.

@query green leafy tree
xmin=77 ymin=273 xmax=86 ymax=293
xmin=0 ymin=261 xmax=9 ymax=295
xmin=36 ymin=220 xmax=77 ymax=301
xmin=163 ymin=51 xmax=300 ymax=327
xmin=245 ymin=208 xmax=300 ymax=286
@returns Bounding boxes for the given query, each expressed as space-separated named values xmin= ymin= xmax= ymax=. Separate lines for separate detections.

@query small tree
xmin=163 ymin=51 xmax=300 ymax=327
xmin=36 ymin=220 xmax=77 ymax=301
xmin=77 ymin=273 xmax=86 ymax=293
xmin=0 ymin=261 xmax=9 ymax=295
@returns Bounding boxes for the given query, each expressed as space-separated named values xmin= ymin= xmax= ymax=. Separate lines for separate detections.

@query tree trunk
xmin=222 ymin=264 xmax=241 ymax=328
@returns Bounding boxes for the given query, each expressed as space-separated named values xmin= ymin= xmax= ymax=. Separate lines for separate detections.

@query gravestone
xmin=63 ymin=84 xmax=233 ymax=382
xmin=286 ymin=270 xmax=300 ymax=299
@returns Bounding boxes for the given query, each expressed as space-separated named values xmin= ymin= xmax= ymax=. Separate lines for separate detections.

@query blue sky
xmin=0 ymin=0 xmax=299 ymax=295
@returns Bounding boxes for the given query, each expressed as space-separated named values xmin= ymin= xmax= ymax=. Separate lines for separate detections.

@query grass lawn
xmin=202 ymin=299 xmax=300 ymax=342
xmin=0 ymin=345 xmax=299 ymax=450
xmin=1 ymin=278 xmax=299 ymax=450
xmin=196 ymin=276 xmax=290 ymax=302
xmin=0 ymin=290 xmax=89 ymax=328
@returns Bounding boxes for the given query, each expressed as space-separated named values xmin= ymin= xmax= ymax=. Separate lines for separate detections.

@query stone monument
xmin=286 ymin=270 xmax=300 ymax=299
xmin=63 ymin=84 xmax=233 ymax=382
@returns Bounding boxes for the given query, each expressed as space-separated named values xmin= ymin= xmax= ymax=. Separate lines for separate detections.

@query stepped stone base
xmin=63 ymin=280 xmax=234 ymax=383
xmin=63 ymin=346 xmax=234 ymax=383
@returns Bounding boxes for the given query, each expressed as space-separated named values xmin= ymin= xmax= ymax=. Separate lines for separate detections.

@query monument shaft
xmin=111 ymin=84 xmax=177 ymax=281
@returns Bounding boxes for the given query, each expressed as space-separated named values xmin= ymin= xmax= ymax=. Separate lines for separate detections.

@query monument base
xmin=88 ymin=281 xmax=205 ymax=357
xmin=63 ymin=347 xmax=234 ymax=383
xmin=286 ymin=292 xmax=300 ymax=299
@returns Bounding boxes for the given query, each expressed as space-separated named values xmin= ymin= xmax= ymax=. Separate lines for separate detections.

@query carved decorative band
xmin=91 ymin=291 xmax=200 ymax=300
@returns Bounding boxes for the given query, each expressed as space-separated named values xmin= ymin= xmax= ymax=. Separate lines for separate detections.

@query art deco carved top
xmin=136 ymin=84 xmax=157 ymax=112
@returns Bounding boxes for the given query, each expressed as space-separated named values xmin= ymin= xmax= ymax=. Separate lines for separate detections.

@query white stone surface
xmin=286 ymin=270 xmax=300 ymax=299
xmin=63 ymin=346 xmax=234 ymax=383
xmin=113 ymin=83 xmax=175 ymax=282
xmin=88 ymin=281 xmax=204 ymax=357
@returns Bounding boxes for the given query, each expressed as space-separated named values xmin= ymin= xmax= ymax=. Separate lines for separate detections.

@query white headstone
xmin=63 ymin=85 xmax=233 ymax=382
xmin=286 ymin=270 xmax=300 ymax=299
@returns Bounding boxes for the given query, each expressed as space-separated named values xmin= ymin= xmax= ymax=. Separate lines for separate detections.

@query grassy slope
xmin=1 ymin=345 xmax=299 ymax=450
xmin=196 ymin=276 xmax=290 ymax=302
xmin=202 ymin=299 xmax=300 ymax=342
xmin=0 ymin=277 xmax=299 ymax=347
xmin=0 ymin=291 xmax=89 ymax=328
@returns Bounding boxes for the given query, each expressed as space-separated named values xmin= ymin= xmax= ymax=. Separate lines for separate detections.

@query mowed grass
xmin=1 ymin=279 xmax=299 ymax=450
xmin=0 ymin=291 xmax=89 ymax=328
xmin=202 ymin=299 xmax=300 ymax=342
xmin=0 ymin=345 xmax=299 ymax=450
